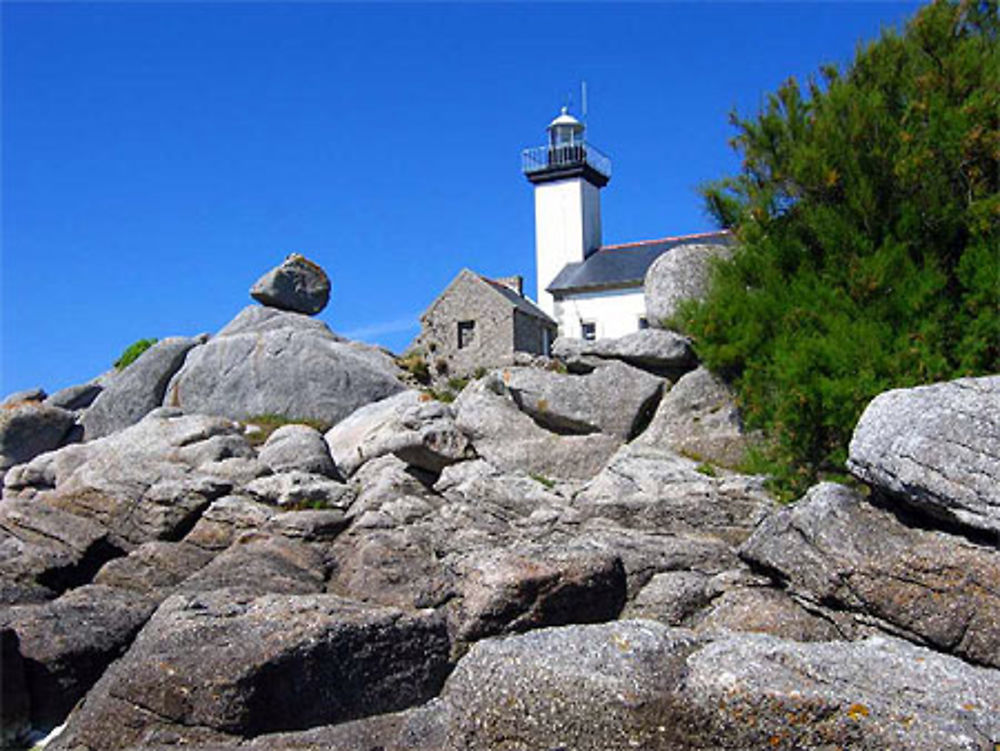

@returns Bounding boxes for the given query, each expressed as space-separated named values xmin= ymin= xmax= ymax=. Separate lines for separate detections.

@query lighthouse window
xmin=581 ymin=321 xmax=597 ymax=341
xmin=457 ymin=320 xmax=476 ymax=349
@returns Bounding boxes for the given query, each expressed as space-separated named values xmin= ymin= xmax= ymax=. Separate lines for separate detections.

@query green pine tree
xmin=677 ymin=0 xmax=999 ymax=501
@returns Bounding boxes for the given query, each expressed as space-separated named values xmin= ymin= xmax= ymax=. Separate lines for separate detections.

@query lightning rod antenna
xmin=581 ymin=80 xmax=588 ymax=123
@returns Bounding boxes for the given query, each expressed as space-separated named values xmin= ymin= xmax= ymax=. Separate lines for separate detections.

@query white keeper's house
xmin=521 ymin=107 xmax=731 ymax=341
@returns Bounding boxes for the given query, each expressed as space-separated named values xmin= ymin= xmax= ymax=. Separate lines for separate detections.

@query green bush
xmin=677 ymin=0 xmax=999 ymax=501
xmin=114 ymin=338 xmax=158 ymax=370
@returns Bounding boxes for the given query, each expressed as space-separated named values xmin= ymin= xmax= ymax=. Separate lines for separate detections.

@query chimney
xmin=493 ymin=275 xmax=524 ymax=297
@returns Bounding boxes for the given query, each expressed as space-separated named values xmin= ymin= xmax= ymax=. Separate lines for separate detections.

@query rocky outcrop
xmin=81 ymin=336 xmax=206 ymax=439
xmin=324 ymin=390 xmax=473 ymax=477
xmin=634 ymin=366 xmax=750 ymax=468
xmin=552 ymin=328 xmax=696 ymax=377
xmin=250 ymin=253 xmax=331 ymax=315
xmin=497 ymin=360 xmax=664 ymax=439
xmin=0 ymin=402 xmax=77 ymax=480
xmin=741 ymin=482 xmax=1000 ymax=667
xmin=48 ymin=591 xmax=451 ymax=751
xmin=848 ymin=375 xmax=1000 ymax=536
xmin=644 ymin=240 xmax=732 ymax=326
xmin=163 ymin=306 xmax=405 ymax=426
xmin=453 ymin=377 xmax=621 ymax=481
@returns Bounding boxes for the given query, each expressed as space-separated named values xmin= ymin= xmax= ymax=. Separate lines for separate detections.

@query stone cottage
xmin=415 ymin=269 xmax=557 ymax=375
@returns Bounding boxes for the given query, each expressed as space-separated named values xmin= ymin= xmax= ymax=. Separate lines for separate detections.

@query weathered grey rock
xmin=434 ymin=458 xmax=573 ymax=518
xmin=1 ymin=627 xmax=31 ymax=750
xmin=0 ymin=499 xmax=121 ymax=605
xmin=258 ymin=424 xmax=337 ymax=477
xmin=552 ymin=328 xmax=696 ymax=377
xmin=2 ymin=387 xmax=46 ymax=406
xmin=623 ymin=570 xmax=716 ymax=624
xmin=644 ymin=241 xmax=733 ymax=325
xmin=182 ymin=496 xmax=278 ymax=552
xmin=44 ymin=383 xmax=102 ymax=411
xmin=164 ymin=306 xmax=405 ymax=426
xmin=694 ymin=586 xmax=843 ymax=642
xmin=741 ymin=482 xmax=1000 ymax=667
xmin=682 ymin=632 xmax=1000 ymax=750
xmin=847 ymin=376 xmax=1000 ymax=535
xmin=439 ymin=621 xmax=1000 ymax=751
xmin=350 ymin=454 xmax=437 ymax=513
xmin=497 ymin=360 xmax=664 ymax=439
xmin=50 ymin=591 xmax=451 ymax=751
xmin=5 ymin=411 xmax=247 ymax=550
xmin=176 ymin=534 xmax=327 ymax=596
xmin=250 ymin=253 xmax=331 ymax=315
xmin=634 ymin=366 xmax=750 ymax=468
xmin=453 ymin=378 xmax=621 ymax=481
xmin=0 ymin=402 xmax=76 ymax=476
xmin=449 ymin=545 xmax=626 ymax=644
xmin=263 ymin=509 xmax=349 ymax=542
xmin=1 ymin=584 xmax=155 ymax=728
xmin=574 ymin=443 xmax=774 ymax=545
xmin=244 ymin=470 xmax=355 ymax=509
xmin=94 ymin=541 xmax=214 ymax=598
xmin=440 ymin=620 xmax=700 ymax=750
xmin=325 ymin=390 xmax=473 ymax=477
xmin=81 ymin=336 xmax=205 ymax=439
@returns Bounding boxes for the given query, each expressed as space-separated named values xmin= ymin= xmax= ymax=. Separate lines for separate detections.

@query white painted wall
xmin=553 ymin=287 xmax=647 ymax=340
xmin=533 ymin=177 xmax=602 ymax=317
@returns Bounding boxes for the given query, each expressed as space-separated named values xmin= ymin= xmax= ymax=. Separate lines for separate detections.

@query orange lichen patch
xmin=846 ymin=703 xmax=869 ymax=721
xmin=1 ymin=399 xmax=41 ymax=410
xmin=419 ymin=392 xmax=434 ymax=402
xmin=962 ymin=702 xmax=978 ymax=711
xmin=502 ymin=370 xmax=511 ymax=384
xmin=769 ymin=734 xmax=784 ymax=747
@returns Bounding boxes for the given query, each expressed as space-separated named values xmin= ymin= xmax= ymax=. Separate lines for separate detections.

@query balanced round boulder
xmin=251 ymin=253 xmax=331 ymax=316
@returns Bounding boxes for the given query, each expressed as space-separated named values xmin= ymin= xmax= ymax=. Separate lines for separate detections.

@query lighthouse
xmin=521 ymin=107 xmax=612 ymax=320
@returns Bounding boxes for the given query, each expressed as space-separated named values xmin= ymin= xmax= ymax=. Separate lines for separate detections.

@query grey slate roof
xmin=482 ymin=276 xmax=557 ymax=325
xmin=547 ymin=231 xmax=733 ymax=295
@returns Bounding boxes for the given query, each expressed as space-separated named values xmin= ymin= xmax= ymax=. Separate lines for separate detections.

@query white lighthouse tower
xmin=522 ymin=107 xmax=612 ymax=320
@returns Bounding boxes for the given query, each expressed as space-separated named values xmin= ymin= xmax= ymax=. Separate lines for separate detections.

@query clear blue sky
xmin=3 ymin=1 xmax=922 ymax=395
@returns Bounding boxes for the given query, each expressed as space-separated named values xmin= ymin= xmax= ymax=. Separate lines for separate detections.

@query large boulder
xmin=49 ymin=591 xmax=451 ymax=751
xmin=44 ymin=383 xmax=103 ymax=412
xmin=740 ymin=482 xmax=1000 ymax=668
xmin=250 ymin=253 xmax=330 ymax=316
xmin=448 ymin=544 xmax=627 ymax=644
xmin=497 ymin=361 xmax=664 ymax=439
xmin=324 ymin=390 xmax=473 ymax=477
xmin=847 ymin=376 xmax=1000 ymax=535
xmin=453 ymin=377 xmax=621 ymax=481
xmin=163 ymin=306 xmax=405 ymax=426
xmin=438 ymin=621 xmax=1000 ymax=750
xmin=634 ymin=366 xmax=750 ymax=468
xmin=1 ymin=584 xmax=155 ymax=728
xmin=81 ymin=336 xmax=206 ymax=439
xmin=257 ymin=424 xmax=337 ymax=477
xmin=643 ymin=240 xmax=733 ymax=326
xmin=0 ymin=402 xmax=76 ymax=478
xmin=552 ymin=329 xmax=696 ymax=377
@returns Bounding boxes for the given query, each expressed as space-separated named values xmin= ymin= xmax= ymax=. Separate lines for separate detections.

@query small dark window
xmin=638 ymin=316 xmax=649 ymax=330
xmin=581 ymin=321 xmax=596 ymax=341
xmin=457 ymin=320 xmax=476 ymax=349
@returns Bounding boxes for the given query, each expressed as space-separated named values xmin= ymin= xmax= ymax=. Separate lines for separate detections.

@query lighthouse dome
xmin=547 ymin=106 xmax=584 ymax=133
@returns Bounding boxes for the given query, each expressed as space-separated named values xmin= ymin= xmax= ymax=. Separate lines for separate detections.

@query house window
xmin=638 ymin=316 xmax=649 ymax=330
xmin=581 ymin=321 xmax=597 ymax=341
xmin=457 ymin=320 xmax=476 ymax=349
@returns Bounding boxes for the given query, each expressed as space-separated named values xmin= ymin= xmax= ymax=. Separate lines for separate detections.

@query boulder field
xmin=1 ymin=258 xmax=998 ymax=751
